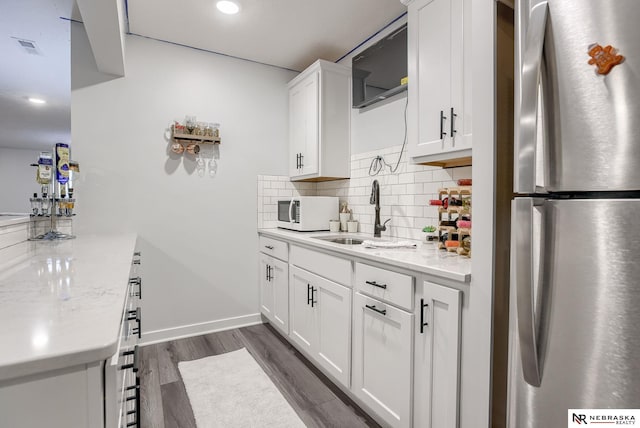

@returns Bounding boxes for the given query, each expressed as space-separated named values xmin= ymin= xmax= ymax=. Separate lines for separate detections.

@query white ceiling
xmin=0 ymin=0 xmax=73 ymax=151
xmin=128 ymin=0 xmax=407 ymax=72
xmin=0 ymin=0 xmax=406 ymax=151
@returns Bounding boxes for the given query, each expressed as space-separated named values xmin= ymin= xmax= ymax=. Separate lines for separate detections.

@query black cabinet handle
xmin=440 ymin=110 xmax=447 ymax=139
xmin=307 ymin=283 xmax=311 ymax=305
xmin=365 ymin=304 xmax=387 ymax=316
xmin=129 ymin=277 xmax=142 ymax=299
xmin=121 ymin=345 xmax=139 ymax=372
xmin=311 ymin=286 xmax=317 ymax=307
xmin=133 ymin=251 xmax=141 ymax=257
xmin=267 ymin=265 xmax=273 ymax=282
xmin=420 ymin=298 xmax=429 ymax=334
xmin=299 ymin=153 xmax=304 ymax=169
xmin=450 ymin=107 xmax=457 ymax=137
xmin=132 ymin=259 xmax=141 ymax=265
xmin=128 ymin=307 xmax=142 ymax=339
xmin=365 ymin=280 xmax=387 ymax=289
xmin=264 ymin=245 xmax=274 ymax=250
xmin=296 ymin=153 xmax=300 ymax=169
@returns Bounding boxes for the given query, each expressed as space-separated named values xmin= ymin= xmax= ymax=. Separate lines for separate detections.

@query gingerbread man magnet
xmin=588 ymin=43 xmax=624 ymax=75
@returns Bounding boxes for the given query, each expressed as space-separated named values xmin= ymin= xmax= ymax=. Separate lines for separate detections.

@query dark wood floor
xmin=139 ymin=323 xmax=381 ymax=428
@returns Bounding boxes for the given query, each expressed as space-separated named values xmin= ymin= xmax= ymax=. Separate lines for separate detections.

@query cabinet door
xmin=289 ymin=72 xmax=319 ymax=178
xmin=408 ymin=0 xmax=471 ymax=162
xmin=353 ymin=292 xmax=413 ymax=428
xmin=259 ymin=254 xmax=274 ymax=322
xmin=314 ymin=274 xmax=351 ymax=388
xmin=409 ymin=0 xmax=452 ymax=158
xmin=289 ymin=266 xmax=316 ymax=354
xmin=271 ymin=257 xmax=289 ymax=334
xmin=414 ymin=281 xmax=462 ymax=428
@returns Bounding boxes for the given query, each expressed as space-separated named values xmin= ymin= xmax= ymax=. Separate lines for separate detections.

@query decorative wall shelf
xmin=171 ymin=130 xmax=221 ymax=145
xmin=168 ymin=120 xmax=222 ymax=177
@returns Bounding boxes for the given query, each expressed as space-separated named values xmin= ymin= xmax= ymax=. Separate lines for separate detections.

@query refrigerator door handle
xmin=514 ymin=1 xmax=548 ymax=194
xmin=513 ymin=198 xmax=542 ymax=387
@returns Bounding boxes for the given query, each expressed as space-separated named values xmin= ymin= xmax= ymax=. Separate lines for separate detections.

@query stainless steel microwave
xmin=276 ymin=196 xmax=338 ymax=231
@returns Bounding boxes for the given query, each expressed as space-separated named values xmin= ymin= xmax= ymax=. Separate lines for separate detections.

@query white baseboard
xmin=139 ymin=313 xmax=263 ymax=346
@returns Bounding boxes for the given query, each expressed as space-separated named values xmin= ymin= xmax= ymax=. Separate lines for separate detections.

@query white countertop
xmin=0 ymin=214 xmax=30 ymax=228
xmin=0 ymin=233 xmax=137 ymax=382
xmin=258 ymin=229 xmax=471 ymax=283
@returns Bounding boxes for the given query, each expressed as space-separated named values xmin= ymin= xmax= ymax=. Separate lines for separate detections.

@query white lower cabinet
xmin=289 ymin=265 xmax=351 ymax=388
xmin=259 ymin=254 xmax=289 ymax=334
xmin=352 ymin=292 xmax=414 ymax=428
xmin=414 ymin=280 xmax=462 ymax=428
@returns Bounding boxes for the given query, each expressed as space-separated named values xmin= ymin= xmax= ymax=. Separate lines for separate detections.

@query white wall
xmin=71 ymin=27 xmax=297 ymax=341
xmin=0 ymin=148 xmax=40 ymax=213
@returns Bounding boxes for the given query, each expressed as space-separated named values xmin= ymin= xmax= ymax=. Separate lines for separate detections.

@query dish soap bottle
xmin=339 ymin=202 xmax=350 ymax=232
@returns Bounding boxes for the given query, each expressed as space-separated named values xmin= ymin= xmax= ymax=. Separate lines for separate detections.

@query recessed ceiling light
xmin=28 ymin=97 xmax=46 ymax=104
xmin=216 ymin=1 xmax=240 ymax=14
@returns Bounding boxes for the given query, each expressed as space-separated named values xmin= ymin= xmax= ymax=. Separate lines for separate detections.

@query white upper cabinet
xmin=407 ymin=0 xmax=472 ymax=167
xmin=288 ymin=59 xmax=351 ymax=181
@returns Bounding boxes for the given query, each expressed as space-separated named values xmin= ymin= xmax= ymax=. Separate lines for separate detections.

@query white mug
xmin=347 ymin=220 xmax=358 ymax=233
xmin=329 ymin=220 xmax=340 ymax=232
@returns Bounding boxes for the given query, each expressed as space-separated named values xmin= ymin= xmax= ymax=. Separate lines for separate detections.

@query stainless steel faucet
xmin=370 ymin=179 xmax=391 ymax=238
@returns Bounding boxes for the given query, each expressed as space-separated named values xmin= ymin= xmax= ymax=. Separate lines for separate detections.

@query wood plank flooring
xmin=139 ymin=323 xmax=381 ymax=428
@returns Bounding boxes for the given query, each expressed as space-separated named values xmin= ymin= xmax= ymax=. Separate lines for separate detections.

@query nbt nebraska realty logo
xmin=569 ymin=409 xmax=639 ymax=426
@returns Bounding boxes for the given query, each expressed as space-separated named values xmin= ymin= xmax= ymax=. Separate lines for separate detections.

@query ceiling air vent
xmin=12 ymin=37 xmax=42 ymax=55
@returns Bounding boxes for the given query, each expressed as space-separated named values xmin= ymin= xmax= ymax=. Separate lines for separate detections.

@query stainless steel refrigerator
xmin=508 ymin=1 xmax=640 ymax=426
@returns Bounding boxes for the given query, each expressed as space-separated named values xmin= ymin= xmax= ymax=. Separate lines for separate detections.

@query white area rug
xmin=178 ymin=348 xmax=306 ymax=428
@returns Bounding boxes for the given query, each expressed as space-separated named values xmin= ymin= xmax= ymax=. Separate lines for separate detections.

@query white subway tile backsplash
xmin=423 ymin=182 xmax=443 ymax=194
xmin=399 ymin=173 xmax=414 ymax=184
xmin=398 ymin=194 xmax=415 ymax=206
xmin=415 ymin=171 xmax=433 ymax=183
xmin=433 ymin=169 xmax=454 ymax=181
xmin=406 ymin=183 xmax=424 ymax=194
xmin=391 ymin=184 xmax=407 ymax=195
xmin=257 ymin=145 xmax=468 ymax=239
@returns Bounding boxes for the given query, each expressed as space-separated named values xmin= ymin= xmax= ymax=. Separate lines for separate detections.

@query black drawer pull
xmin=365 ymin=280 xmax=387 ymax=289
xmin=128 ymin=307 xmax=142 ymax=339
xmin=133 ymin=251 xmax=141 ymax=257
xmin=132 ymin=259 xmax=141 ymax=265
xmin=120 ymin=346 xmax=139 ymax=372
xmin=365 ymin=304 xmax=387 ymax=316
xmin=265 ymin=245 xmax=274 ymax=250
xmin=420 ymin=298 xmax=429 ymax=333
xmin=129 ymin=277 xmax=142 ymax=299
xmin=127 ymin=307 xmax=141 ymax=322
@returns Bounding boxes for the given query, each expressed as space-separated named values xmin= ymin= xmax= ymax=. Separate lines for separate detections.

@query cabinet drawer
xmin=355 ymin=262 xmax=414 ymax=310
xmin=259 ymin=236 xmax=288 ymax=261
xmin=290 ymin=245 xmax=351 ymax=286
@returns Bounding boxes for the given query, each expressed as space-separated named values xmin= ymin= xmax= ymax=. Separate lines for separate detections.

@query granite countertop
xmin=0 ymin=233 xmax=137 ymax=382
xmin=258 ymin=228 xmax=471 ymax=283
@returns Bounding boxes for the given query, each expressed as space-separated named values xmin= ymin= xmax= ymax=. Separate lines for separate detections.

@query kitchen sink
xmin=313 ymin=236 xmax=364 ymax=245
